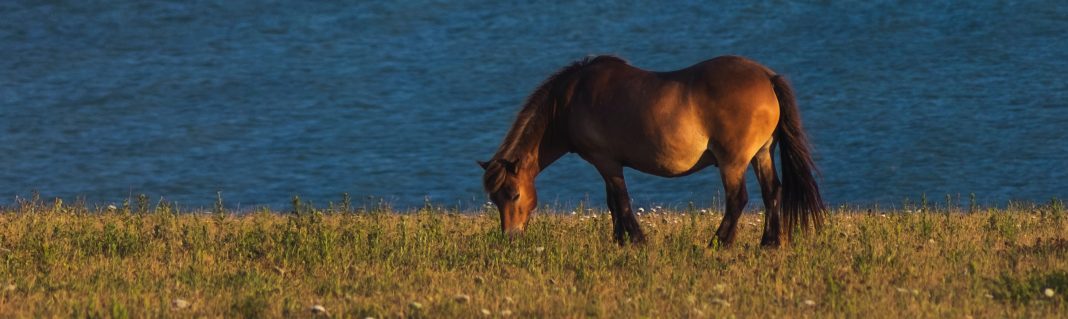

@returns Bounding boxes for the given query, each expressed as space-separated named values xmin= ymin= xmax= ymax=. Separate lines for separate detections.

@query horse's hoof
xmin=709 ymin=237 xmax=733 ymax=248
xmin=613 ymin=232 xmax=647 ymax=246
xmin=760 ymin=231 xmax=785 ymax=247
xmin=630 ymin=234 xmax=647 ymax=245
xmin=760 ymin=238 xmax=782 ymax=248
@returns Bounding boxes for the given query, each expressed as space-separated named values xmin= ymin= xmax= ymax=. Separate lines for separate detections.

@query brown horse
xmin=480 ymin=55 xmax=824 ymax=247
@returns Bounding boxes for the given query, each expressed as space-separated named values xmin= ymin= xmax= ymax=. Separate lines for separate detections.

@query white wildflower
xmin=309 ymin=304 xmax=328 ymax=316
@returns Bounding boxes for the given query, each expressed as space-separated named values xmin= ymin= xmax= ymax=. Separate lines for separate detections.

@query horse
xmin=479 ymin=55 xmax=824 ymax=247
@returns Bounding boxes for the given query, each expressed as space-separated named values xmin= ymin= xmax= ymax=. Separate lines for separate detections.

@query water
xmin=2 ymin=1 xmax=1066 ymax=210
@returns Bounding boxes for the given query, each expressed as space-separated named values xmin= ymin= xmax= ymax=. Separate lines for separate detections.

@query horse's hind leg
xmin=712 ymin=161 xmax=749 ymax=247
xmin=752 ymin=140 xmax=783 ymax=247
xmin=593 ymin=162 xmax=646 ymax=244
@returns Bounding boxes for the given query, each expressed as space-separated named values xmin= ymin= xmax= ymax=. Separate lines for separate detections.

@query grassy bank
xmin=0 ymin=199 xmax=1066 ymax=318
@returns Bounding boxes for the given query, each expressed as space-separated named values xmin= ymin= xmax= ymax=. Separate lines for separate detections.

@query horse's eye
xmin=509 ymin=192 xmax=520 ymax=201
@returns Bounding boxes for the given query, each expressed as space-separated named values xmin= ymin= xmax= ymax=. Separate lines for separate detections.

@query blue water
xmin=2 ymin=1 xmax=1066 ymax=210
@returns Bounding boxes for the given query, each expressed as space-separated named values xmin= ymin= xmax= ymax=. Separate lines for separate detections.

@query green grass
xmin=0 ymin=198 xmax=1066 ymax=318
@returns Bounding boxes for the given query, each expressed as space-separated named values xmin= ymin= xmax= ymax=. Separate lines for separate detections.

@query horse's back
xmin=675 ymin=56 xmax=778 ymax=102
xmin=566 ymin=56 xmax=780 ymax=176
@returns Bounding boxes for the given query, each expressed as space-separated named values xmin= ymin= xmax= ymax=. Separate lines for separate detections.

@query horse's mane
xmin=483 ymin=55 xmax=625 ymax=193
xmin=492 ymin=55 xmax=627 ymax=162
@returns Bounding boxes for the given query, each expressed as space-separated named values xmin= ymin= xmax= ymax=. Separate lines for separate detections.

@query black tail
xmin=771 ymin=75 xmax=825 ymax=239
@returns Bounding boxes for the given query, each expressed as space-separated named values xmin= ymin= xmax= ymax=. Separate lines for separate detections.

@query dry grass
xmin=0 ymin=198 xmax=1066 ymax=318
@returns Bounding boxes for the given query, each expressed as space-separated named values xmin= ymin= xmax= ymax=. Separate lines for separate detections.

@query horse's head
xmin=479 ymin=158 xmax=537 ymax=234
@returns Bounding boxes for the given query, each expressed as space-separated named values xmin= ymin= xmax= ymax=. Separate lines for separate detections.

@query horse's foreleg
xmin=597 ymin=165 xmax=646 ymax=244
xmin=752 ymin=143 xmax=783 ymax=247
xmin=713 ymin=163 xmax=749 ymax=247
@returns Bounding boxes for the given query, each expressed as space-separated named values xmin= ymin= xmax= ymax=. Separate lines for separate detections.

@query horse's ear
xmin=478 ymin=160 xmax=490 ymax=170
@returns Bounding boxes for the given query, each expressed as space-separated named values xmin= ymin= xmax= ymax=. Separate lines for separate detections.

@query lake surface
xmin=2 ymin=1 xmax=1066 ymax=210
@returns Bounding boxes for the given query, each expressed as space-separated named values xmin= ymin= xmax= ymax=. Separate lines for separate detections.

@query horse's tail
xmin=770 ymin=74 xmax=825 ymax=240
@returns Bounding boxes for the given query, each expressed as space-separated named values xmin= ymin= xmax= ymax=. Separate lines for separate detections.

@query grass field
xmin=0 ymin=196 xmax=1065 ymax=318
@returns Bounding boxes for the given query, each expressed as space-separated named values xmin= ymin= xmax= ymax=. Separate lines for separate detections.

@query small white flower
xmin=309 ymin=304 xmax=328 ymax=316
xmin=1045 ymin=288 xmax=1056 ymax=298
xmin=481 ymin=309 xmax=491 ymax=316
xmin=534 ymin=246 xmax=545 ymax=253
xmin=802 ymin=299 xmax=816 ymax=306
xmin=107 ymin=204 xmax=117 ymax=211
xmin=172 ymin=298 xmax=191 ymax=309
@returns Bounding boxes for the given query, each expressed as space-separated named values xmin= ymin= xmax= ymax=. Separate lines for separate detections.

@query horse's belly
xmin=570 ymin=108 xmax=715 ymax=177
xmin=652 ymin=117 xmax=714 ymax=172
xmin=628 ymin=141 xmax=714 ymax=177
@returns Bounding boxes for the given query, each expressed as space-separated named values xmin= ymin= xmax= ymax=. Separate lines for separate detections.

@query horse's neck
xmin=534 ymin=132 xmax=568 ymax=173
xmin=500 ymin=76 xmax=575 ymax=177
xmin=501 ymin=120 xmax=569 ymax=178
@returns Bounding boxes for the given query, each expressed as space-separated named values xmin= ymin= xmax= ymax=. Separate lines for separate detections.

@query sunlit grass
xmin=0 ymin=197 xmax=1065 ymax=318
